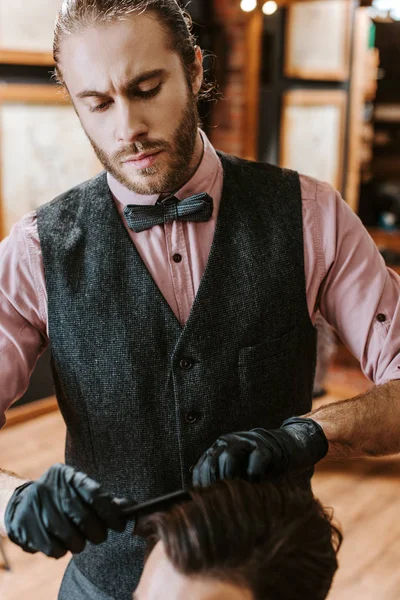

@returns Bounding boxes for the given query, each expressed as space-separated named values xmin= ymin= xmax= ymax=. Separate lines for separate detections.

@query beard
xmin=85 ymin=92 xmax=200 ymax=195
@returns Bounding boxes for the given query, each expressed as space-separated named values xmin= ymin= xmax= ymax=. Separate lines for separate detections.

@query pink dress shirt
xmin=1 ymin=129 xmax=400 ymax=429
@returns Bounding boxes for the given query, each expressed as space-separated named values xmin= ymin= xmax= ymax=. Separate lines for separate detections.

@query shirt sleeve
xmin=0 ymin=213 xmax=48 ymax=429
xmin=305 ymin=177 xmax=400 ymax=385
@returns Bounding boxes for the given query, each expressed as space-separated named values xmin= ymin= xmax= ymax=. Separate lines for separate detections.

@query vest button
xmin=180 ymin=358 xmax=193 ymax=370
xmin=173 ymin=253 xmax=182 ymax=263
xmin=185 ymin=411 xmax=198 ymax=424
xmin=377 ymin=313 xmax=386 ymax=322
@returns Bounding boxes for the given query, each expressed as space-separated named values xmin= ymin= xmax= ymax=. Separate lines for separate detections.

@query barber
xmin=1 ymin=1 xmax=400 ymax=598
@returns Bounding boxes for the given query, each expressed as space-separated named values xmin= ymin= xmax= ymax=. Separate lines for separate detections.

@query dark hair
xmin=134 ymin=479 xmax=342 ymax=600
xmin=52 ymin=0 xmax=218 ymax=101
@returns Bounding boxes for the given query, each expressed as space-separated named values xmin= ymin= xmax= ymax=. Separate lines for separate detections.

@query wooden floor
xmin=0 ymin=367 xmax=399 ymax=599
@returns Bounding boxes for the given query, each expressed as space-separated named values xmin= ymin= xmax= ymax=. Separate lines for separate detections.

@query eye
xmin=90 ymin=100 xmax=112 ymax=113
xmin=136 ymin=83 xmax=162 ymax=99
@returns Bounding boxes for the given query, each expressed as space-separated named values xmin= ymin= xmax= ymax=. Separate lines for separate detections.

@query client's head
xmin=133 ymin=479 xmax=342 ymax=600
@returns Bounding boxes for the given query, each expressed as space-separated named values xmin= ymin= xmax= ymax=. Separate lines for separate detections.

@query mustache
xmin=113 ymin=140 xmax=171 ymax=162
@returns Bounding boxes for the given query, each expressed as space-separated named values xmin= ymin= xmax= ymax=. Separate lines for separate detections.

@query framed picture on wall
xmin=284 ymin=0 xmax=353 ymax=81
xmin=280 ymin=89 xmax=347 ymax=191
xmin=0 ymin=0 xmax=59 ymax=65
xmin=0 ymin=84 xmax=103 ymax=239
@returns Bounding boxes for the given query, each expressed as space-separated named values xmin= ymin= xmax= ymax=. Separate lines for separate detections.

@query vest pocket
xmin=237 ymin=328 xmax=298 ymax=425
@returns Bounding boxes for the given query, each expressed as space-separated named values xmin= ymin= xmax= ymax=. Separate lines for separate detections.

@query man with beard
xmin=1 ymin=1 xmax=400 ymax=599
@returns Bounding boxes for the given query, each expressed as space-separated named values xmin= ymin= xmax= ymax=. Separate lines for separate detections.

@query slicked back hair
xmin=134 ymin=479 xmax=342 ymax=600
xmin=53 ymin=0 xmax=216 ymax=100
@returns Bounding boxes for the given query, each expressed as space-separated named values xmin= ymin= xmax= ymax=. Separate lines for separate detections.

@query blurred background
xmin=1 ymin=0 xmax=400 ymax=598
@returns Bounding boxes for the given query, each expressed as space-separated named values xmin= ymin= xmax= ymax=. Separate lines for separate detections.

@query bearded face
xmin=60 ymin=12 xmax=204 ymax=194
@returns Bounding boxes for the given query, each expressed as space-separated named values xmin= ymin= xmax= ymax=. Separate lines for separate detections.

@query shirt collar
xmin=107 ymin=128 xmax=219 ymax=207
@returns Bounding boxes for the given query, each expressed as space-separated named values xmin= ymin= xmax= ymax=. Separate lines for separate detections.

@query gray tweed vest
xmin=36 ymin=151 xmax=317 ymax=600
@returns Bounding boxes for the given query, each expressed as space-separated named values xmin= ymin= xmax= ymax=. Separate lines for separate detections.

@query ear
xmin=191 ymin=45 xmax=204 ymax=96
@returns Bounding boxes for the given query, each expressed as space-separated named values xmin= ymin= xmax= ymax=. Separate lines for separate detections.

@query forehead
xmin=136 ymin=542 xmax=253 ymax=600
xmin=60 ymin=12 xmax=178 ymax=92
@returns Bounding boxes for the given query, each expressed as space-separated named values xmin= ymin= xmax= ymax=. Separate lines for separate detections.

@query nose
xmin=115 ymin=99 xmax=148 ymax=143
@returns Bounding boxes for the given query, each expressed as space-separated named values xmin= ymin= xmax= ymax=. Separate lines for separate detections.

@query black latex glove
xmin=4 ymin=463 xmax=128 ymax=558
xmin=192 ymin=417 xmax=329 ymax=487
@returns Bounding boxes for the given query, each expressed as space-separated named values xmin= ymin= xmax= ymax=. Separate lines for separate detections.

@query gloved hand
xmin=4 ymin=463 xmax=128 ymax=558
xmin=192 ymin=417 xmax=329 ymax=487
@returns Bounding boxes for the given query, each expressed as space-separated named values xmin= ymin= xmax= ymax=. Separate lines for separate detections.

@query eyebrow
xmin=75 ymin=68 xmax=166 ymax=99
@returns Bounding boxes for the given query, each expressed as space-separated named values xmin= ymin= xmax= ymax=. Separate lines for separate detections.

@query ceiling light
xmin=240 ymin=0 xmax=257 ymax=12
xmin=262 ymin=0 xmax=278 ymax=15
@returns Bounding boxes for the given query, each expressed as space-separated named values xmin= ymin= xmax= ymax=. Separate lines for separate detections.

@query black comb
xmin=120 ymin=489 xmax=192 ymax=519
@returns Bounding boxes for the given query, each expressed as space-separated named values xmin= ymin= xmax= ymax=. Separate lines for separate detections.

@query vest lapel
xmin=100 ymin=163 xmax=230 ymax=337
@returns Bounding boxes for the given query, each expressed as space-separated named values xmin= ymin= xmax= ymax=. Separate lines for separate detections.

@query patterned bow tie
xmin=123 ymin=193 xmax=213 ymax=233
